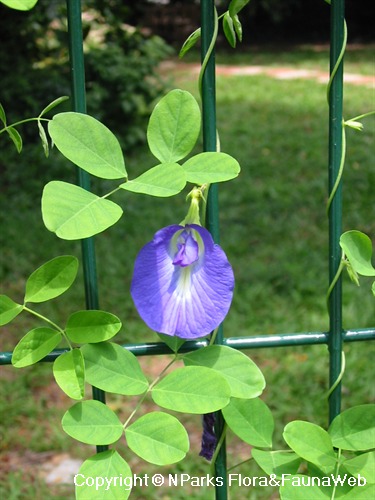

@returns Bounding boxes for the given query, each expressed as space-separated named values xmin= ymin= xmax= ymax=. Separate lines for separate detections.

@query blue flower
xmin=131 ymin=224 xmax=234 ymax=339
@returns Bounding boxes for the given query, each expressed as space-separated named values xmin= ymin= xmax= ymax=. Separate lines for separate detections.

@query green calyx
xmin=181 ymin=186 xmax=206 ymax=226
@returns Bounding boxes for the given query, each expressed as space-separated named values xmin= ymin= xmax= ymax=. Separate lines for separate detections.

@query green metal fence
xmin=1 ymin=0 xmax=374 ymax=499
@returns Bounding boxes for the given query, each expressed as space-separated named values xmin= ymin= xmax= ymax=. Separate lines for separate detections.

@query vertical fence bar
xmin=66 ymin=0 xmax=107 ymax=452
xmin=328 ymin=0 xmax=345 ymax=423
xmin=200 ymin=1 xmax=227 ymax=499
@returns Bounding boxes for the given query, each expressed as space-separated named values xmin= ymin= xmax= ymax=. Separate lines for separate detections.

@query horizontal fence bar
xmin=1 ymin=328 xmax=374 ymax=366
xmin=225 ymin=328 xmax=375 ymax=349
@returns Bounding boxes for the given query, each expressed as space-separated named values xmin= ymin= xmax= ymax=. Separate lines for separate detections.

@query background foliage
xmin=0 ymin=0 xmax=172 ymax=193
xmin=139 ymin=0 xmax=375 ymax=45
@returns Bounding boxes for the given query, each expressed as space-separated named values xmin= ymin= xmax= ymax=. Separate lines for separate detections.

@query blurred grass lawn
xmin=0 ymin=46 xmax=374 ymax=499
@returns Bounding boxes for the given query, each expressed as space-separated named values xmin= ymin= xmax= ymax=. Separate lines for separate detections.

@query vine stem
xmin=326 ymin=122 xmax=346 ymax=215
xmin=122 ymin=354 xmax=179 ymax=429
xmin=330 ymin=448 xmax=342 ymax=500
xmin=198 ymin=6 xmax=219 ymax=100
xmin=0 ymin=117 xmax=49 ymax=135
xmin=210 ymin=422 xmax=227 ymax=475
xmin=349 ymin=110 xmax=375 ymax=122
xmin=23 ymin=305 xmax=73 ymax=350
xmin=228 ymin=449 xmax=296 ymax=473
xmin=329 ymin=111 xmax=375 ymax=210
xmin=325 ymin=350 xmax=346 ymax=400
xmin=227 ymin=457 xmax=252 ymax=472
xmin=198 ymin=6 xmax=219 ymax=225
xmin=209 ymin=326 xmax=219 ymax=346
xmin=325 ymin=13 xmax=347 ymax=216
xmin=326 ymin=250 xmax=346 ymax=311
xmin=326 ymin=19 xmax=347 ymax=105
xmin=101 ymin=186 xmax=122 ymax=199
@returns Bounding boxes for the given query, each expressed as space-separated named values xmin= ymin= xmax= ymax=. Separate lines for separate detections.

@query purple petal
xmin=131 ymin=224 xmax=234 ymax=339
xmin=172 ymin=230 xmax=199 ymax=267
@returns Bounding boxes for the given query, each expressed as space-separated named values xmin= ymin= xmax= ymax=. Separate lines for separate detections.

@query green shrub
xmin=0 ymin=1 xmax=173 ymax=194
xmin=84 ymin=26 xmax=174 ymax=150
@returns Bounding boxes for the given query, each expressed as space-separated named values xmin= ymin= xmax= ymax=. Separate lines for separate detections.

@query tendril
xmin=198 ymin=6 xmax=219 ymax=100
xmin=325 ymin=350 xmax=346 ymax=400
xmin=326 ymin=122 xmax=346 ymax=214
xmin=326 ymin=19 xmax=347 ymax=104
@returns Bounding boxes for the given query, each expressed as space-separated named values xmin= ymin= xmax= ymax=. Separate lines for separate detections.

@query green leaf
xmin=152 ymin=366 xmax=231 ymax=414
xmin=147 ymin=89 xmax=201 ymax=163
xmin=62 ymin=400 xmax=123 ymax=445
xmin=76 ymin=450 xmax=132 ymax=500
xmin=81 ymin=342 xmax=148 ymax=396
xmin=125 ymin=412 xmax=189 ymax=465
xmin=53 ymin=349 xmax=85 ymax=400
xmin=38 ymin=120 xmax=49 ymax=157
xmin=39 ymin=96 xmax=69 ymax=117
xmin=48 ymin=112 xmax=126 ymax=179
xmin=12 ymin=328 xmax=62 ymax=368
xmin=251 ymin=449 xmax=302 ymax=479
xmin=345 ymin=119 xmax=364 ymax=131
xmin=183 ymin=345 xmax=265 ymax=399
xmin=0 ymin=295 xmax=23 ymax=325
xmin=340 ymin=231 xmax=375 ymax=277
xmin=42 ymin=181 xmax=123 ymax=240
xmin=223 ymin=12 xmax=236 ymax=48
xmin=179 ymin=28 xmax=201 ymax=58
xmin=0 ymin=0 xmax=38 ymax=11
xmin=120 ymin=163 xmax=186 ymax=197
xmin=228 ymin=0 xmax=251 ymax=16
xmin=340 ymin=484 xmax=375 ymax=499
xmin=283 ymin=421 xmax=337 ymax=473
xmin=66 ymin=311 xmax=121 ymax=343
xmin=328 ymin=404 xmax=375 ymax=451
xmin=297 ymin=464 xmax=358 ymax=497
xmin=24 ymin=255 xmax=78 ymax=303
xmin=372 ymin=281 xmax=375 ymax=297
xmin=344 ymin=451 xmax=375 ymax=483
xmin=157 ymin=333 xmax=186 ymax=353
xmin=183 ymin=152 xmax=240 ymax=184
xmin=232 ymin=14 xmax=243 ymax=42
xmin=0 ymin=103 xmax=6 ymax=124
xmin=345 ymin=262 xmax=360 ymax=286
xmin=7 ymin=126 xmax=22 ymax=153
xmin=279 ymin=475 xmax=332 ymax=499
xmin=222 ymin=397 xmax=274 ymax=448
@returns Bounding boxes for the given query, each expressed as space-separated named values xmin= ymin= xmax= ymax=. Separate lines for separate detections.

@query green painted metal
xmin=201 ymin=2 xmax=227 ymax=498
xmin=1 ymin=328 xmax=374 ymax=366
xmin=66 ymin=0 xmax=107 ymax=452
xmin=66 ymin=0 xmax=86 ymax=115
xmin=327 ymin=0 xmax=345 ymax=424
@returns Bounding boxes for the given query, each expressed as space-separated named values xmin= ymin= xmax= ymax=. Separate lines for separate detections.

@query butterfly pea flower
xmin=131 ymin=224 xmax=234 ymax=339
